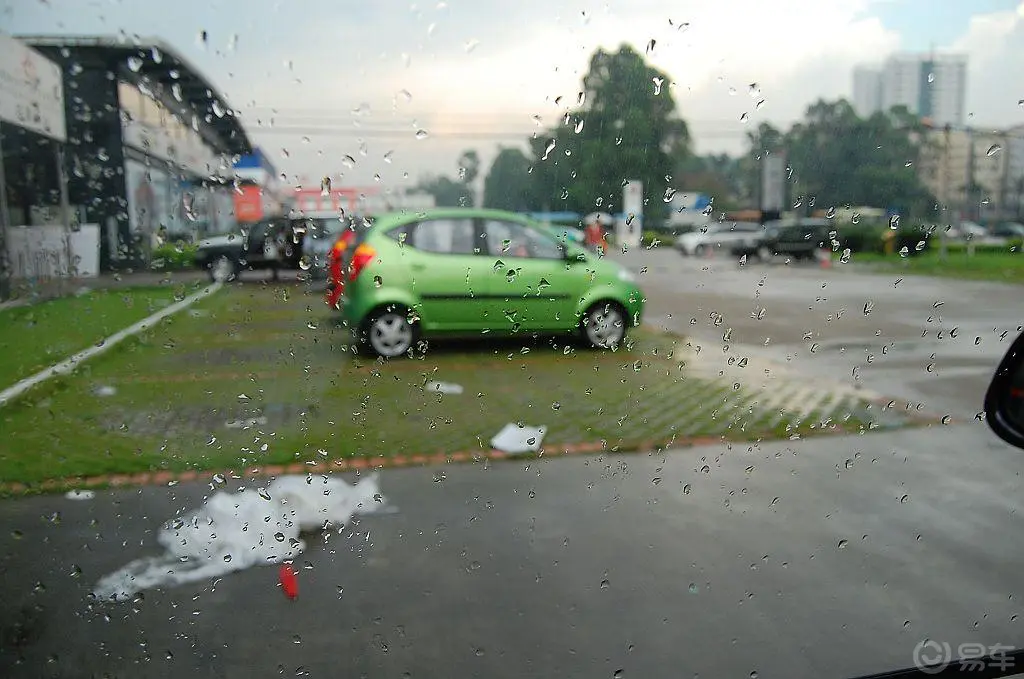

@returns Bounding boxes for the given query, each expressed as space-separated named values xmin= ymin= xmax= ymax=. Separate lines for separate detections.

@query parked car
xmin=989 ymin=222 xmax=1024 ymax=239
xmin=730 ymin=219 xmax=834 ymax=262
xmin=674 ymin=221 xmax=763 ymax=256
xmin=328 ymin=208 xmax=644 ymax=358
xmin=195 ymin=216 xmax=324 ymax=282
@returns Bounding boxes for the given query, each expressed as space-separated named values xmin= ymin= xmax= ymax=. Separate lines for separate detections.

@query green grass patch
xmin=0 ymin=285 xmax=203 ymax=390
xmin=846 ymin=250 xmax=1024 ymax=283
xmin=0 ymin=283 xmax=902 ymax=486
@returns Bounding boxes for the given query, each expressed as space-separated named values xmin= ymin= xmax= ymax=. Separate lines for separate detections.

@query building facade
xmin=6 ymin=35 xmax=252 ymax=273
xmin=917 ymin=125 xmax=1024 ymax=223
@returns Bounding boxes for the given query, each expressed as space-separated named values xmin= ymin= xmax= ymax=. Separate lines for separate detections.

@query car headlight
xmin=618 ymin=268 xmax=636 ymax=283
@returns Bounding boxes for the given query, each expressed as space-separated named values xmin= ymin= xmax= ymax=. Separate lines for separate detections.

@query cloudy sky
xmin=5 ymin=0 xmax=1023 ymax=191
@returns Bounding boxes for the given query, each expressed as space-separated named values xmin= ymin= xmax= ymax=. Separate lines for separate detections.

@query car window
xmin=409 ymin=218 xmax=476 ymax=255
xmin=484 ymin=220 xmax=562 ymax=259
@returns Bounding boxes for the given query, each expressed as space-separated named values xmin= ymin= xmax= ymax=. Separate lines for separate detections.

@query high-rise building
xmin=850 ymin=53 xmax=967 ymax=126
xmin=852 ymin=67 xmax=882 ymax=118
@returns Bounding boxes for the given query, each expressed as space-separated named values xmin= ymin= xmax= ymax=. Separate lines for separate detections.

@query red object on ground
xmin=279 ymin=564 xmax=299 ymax=600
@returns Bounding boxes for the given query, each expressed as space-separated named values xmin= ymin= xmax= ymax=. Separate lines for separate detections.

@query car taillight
xmin=348 ymin=243 xmax=376 ymax=282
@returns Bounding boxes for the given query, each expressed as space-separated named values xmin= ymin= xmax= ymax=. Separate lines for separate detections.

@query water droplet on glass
xmin=941 ymin=414 xmax=952 ymax=425
xmin=664 ymin=187 xmax=677 ymax=203
xmin=837 ymin=539 xmax=849 ymax=549
xmin=542 ymin=139 xmax=556 ymax=160
xmin=373 ymin=275 xmax=383 ymax=288
xmin=127 ymin=55 xmax=143 ymax=72
xmin=987 ymin=144 xmax=1003 ymax=157
xmin=574 ymin=118 xmax=585 ymax=134
xmin=464 ymin=38 xmax=480 ymax=53
xmin=863 ymin=301 xmax=874 ymax=316
xmin=383 ymin=150 xmax=394 ymax=164
xmin=415 ymin=129 xmax=429 ymax=140
xmin=900 ymin=494 xmax=910 ymax=504
xmin=889 ymin=215 xmax=900 ymax=230
xmin=258 ymin=488 xmax=272 ymax=501
xmin=927 ymin=72 xmax=935 ymax=83
xmin=688 ymin=582 xmax=699 ymax=594
xmin=600 ymin=579 xmax=610 ymax=589
xmin=652 ymin=77 xmax=664 ymax=95
xmin=740 ymin=112 xmax=749 ymax=123
xmin=341 ymin=155 xmax=356 ymax=169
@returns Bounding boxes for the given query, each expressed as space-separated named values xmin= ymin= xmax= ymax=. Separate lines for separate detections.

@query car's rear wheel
xmin=693 ymin=244 xmax=706 ymax=257
xmin=581 ymin=301 xmax=627 ymax=349
xmin=209 ymin=255 xmax=238 ymax=282
xmin=365 ymin=308 xmax=417 ymax=358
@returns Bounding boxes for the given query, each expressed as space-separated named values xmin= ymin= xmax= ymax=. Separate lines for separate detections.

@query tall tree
xmin=526 ymin=44 xmax=691 ymax=227
xmin=783 ymin=100 xmax=932 ymax=216
xmin=415 ymin=148 xmax=479 ymax=207
xmin=482 ymin=147 xmax=534 ymax=211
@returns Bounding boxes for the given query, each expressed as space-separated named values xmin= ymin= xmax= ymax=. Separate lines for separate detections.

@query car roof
xmin=366 ymin=208 xmax=536 ymax=231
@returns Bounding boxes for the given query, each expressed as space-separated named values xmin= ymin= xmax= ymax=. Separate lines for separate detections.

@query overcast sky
xmin=5 ymin=0 xmax=1023 ymax=191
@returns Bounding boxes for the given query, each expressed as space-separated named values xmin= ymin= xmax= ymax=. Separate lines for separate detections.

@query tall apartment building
xmin=851 ymin=53 xmax=967 ymax=126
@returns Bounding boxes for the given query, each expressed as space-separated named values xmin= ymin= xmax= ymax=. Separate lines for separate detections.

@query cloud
xmin=951 ymin=1 xmax=1024 ymax=127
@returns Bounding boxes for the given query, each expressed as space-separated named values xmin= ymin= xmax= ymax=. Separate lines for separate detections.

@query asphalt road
xmin=2 ymin=249 xmax=1024 ymax=678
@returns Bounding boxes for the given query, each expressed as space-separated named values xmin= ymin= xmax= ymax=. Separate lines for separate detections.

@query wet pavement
xmin=1 ymin=248 xmax=1023 ymax=678
xmin=1 ymin=425 xmax=1021 ymax=678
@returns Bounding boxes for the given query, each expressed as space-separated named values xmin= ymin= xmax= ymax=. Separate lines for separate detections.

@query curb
xmin=0 ymin=282 xmax=223 ymax=408
xmin=0 ymin=419 xmax=937 ymax=496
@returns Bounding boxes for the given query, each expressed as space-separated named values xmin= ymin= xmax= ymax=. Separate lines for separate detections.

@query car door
xmin=402 ymin=217 xmax=490 ymax=332
xmin=482 ymin=218 xmax=579 ymax=333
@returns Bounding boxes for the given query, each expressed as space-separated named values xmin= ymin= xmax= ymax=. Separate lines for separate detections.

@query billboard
xmin=760 ymin=154 xmax=786 ymax=213
xmin=0 ymin=35 xmax=66 ymax=141
xmin=234 ymin=185 xmax=264 ymax=223
xmin=619 ymin=180 xmax=643 ymax=248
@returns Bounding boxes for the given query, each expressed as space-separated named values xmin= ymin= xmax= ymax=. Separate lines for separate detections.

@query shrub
xmin=642 ymin=231 xmax=675 ymax=248
xmin=150 ymin=243 xmax=198 ymax=270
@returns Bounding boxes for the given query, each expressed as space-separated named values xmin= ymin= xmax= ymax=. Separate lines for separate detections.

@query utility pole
xmin=939 ymin=123 xmax=951 ymax=260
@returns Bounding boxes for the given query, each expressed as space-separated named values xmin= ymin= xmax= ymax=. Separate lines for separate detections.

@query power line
xmin=249 ymin=125 xmax=749 ymax=140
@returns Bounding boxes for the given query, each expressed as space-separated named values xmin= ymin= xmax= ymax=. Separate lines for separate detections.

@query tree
xmin=415 ymin=148 xmax=479 ymax=207
xmin=482 ymin=147 xmax=534 ymax=211
xmin=526 ymin=44 xmax=691 ymax=227
xmin=783 ymin=100 xmax=933 ymax=216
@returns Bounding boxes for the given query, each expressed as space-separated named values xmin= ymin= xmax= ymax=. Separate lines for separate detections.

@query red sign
xmin=234 ymin=185 xmax=263 ymax=223
xmin=293 ymin=187 xmax=380 ymax=214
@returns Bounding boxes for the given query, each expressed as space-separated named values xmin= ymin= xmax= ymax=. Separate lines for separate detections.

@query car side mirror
xmin=984 ymin=330 xmax=1024 ymax=449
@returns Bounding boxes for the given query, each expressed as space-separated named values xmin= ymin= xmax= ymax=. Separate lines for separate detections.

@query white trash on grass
xmin=92 ymin=473 xmax=390 ymax=602
xmin=426 ymin=381 xmax=463 ymax=395
xmin=491 ymin=423 xmax=547 ymax=454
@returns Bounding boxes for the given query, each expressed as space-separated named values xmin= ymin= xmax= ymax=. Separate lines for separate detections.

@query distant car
xmin=195 ymin=217 xmax=319 ymax=282
xmin=730 ymin=219 xmax=834 ymax=262
xmin=674 ymin=222 xmax=763 ymax=256
xmin=329 ymin=208 xmax=644 ymax=358
xmin=989 ymin=222 xmax=1024 ymax=239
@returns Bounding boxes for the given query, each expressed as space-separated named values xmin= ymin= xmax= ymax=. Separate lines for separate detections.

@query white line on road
xmin=0 ymin=282 xmax=223 ymax=408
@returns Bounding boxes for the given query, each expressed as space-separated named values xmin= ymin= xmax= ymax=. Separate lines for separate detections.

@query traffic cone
xmin=818 ymin=248 xmax=832 ymax=269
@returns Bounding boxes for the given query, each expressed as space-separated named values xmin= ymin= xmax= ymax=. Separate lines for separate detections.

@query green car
xmin=334 ymin=208 xmax=644 ymax=357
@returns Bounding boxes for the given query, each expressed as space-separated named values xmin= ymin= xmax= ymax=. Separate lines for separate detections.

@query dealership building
xmin=1 ymin=34 xmax=254 ymax=281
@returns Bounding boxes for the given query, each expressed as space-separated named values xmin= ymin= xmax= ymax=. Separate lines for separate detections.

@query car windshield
xmin=2 ymin=4 xmax=1023 ymax=679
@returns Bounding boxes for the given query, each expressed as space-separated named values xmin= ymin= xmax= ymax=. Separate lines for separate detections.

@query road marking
xmin=0 ymin=282 xmax=223 ymax=408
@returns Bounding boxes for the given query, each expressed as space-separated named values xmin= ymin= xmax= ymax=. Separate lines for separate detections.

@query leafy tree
xmin=415 ymin=149 xmax=479 ymax=207
xmin=482 ymin=147 xmax=534 ymax=211
xmin=526 ymin=44 xmax=691 ymax=227
xmin=783 ymin=100 xmax=933 ymax=216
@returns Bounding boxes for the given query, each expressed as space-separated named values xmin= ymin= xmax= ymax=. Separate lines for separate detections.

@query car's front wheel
xmin=209 ymin=255 xmax=238 ymax=282
xmin=581 ymin=302 xmax=627 ymax=349
xmin=365 ymin=308 xmax=416 ymax=358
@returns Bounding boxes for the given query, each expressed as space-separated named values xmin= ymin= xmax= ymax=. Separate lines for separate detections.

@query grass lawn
xmin=0 ymin=284 xmax=201 ymax=390
xmin=848 ymin=250 xmax=1024 ymax=283
xmin=0 ymin=281 xmax=883 ymax=488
